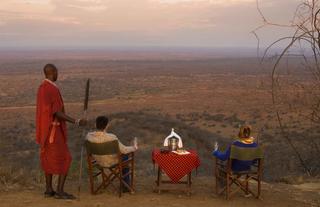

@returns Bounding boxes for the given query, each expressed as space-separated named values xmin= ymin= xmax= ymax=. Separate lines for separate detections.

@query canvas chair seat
xmin=215 ymin=144 xmax=264 ymax=200
xmin=85 ymin=140 xmax=135 ymax=197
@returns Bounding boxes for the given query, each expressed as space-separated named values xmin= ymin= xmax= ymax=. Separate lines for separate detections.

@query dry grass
xmin=0 ymin=55 xmax=319 ymax=190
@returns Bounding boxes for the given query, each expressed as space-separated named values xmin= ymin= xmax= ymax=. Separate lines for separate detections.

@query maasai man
xmin=36 ymin=63 xmax=86 ymax=199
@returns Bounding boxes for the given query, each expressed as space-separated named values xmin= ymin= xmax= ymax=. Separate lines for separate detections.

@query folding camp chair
xmin=215 ymin=145 xmax=263 ymax=200
xmin=85 ymin=140 xmax=135 ymax=197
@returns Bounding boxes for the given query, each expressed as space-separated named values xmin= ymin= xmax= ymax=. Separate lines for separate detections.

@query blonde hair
xmin=238 ymin=125 xmax=252 ymax=138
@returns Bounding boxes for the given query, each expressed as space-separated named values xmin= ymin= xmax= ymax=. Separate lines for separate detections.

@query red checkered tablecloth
xmin=152 ymin=149 xmax=201 ymax=183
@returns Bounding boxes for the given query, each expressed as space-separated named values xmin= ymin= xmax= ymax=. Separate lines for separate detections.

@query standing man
xmin=36 ymin=63 xmax=86 ymax=199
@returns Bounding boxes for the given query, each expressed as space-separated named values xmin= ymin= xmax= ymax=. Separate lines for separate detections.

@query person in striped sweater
xmin=212 ymin=125 xmax=258 ymax=172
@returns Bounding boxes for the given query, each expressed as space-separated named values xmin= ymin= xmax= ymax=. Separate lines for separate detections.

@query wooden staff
xmin=77 ymin=78 xmax=90 ymax=200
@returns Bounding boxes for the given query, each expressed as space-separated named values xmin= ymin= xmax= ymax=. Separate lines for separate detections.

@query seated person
xmin=212 ymin=125 xmax=258 ymax=172
xmin=86 ymin=116 xmax=138 ymax=190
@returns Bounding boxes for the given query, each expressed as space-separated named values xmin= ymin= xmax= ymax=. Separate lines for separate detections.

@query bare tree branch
xmin=253 ymin=0 xmax=320 ymax=176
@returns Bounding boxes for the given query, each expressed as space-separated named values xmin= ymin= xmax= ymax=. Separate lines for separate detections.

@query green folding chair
xmin=85 ymin=140 xmax=135 ymax=197
xmin=215 ymin=145 xmax=264 ymax=200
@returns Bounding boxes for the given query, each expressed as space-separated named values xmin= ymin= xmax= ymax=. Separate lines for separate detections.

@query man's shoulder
xmin=39 ymin=80 xmax=58 ymax=92
xmin=106 ymin=133 xmax=117 ymax=139
xmin=86 ymin=131 xmax=118 ymax=143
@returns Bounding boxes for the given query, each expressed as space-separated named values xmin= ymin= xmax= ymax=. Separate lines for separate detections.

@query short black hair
xmin=96 ymin=116 xmax=109 ymax=130
xmin=43 ymin=63 xmax=57 ymax=74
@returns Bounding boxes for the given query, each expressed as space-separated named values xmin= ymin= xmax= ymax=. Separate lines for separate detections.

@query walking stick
xmin=78 ymin=79 xmax=90 ymax=200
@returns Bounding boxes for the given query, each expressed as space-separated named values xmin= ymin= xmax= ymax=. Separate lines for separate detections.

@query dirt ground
xmin=0 ymin=177 xmax=319 ymax=207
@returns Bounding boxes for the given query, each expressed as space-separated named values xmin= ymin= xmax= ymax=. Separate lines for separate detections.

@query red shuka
xmin=36 ymin=80 xmax=71 ymax=175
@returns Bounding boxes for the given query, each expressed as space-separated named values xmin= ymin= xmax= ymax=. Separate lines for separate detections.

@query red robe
xmin=36 ymin=79 xmax=71 ymax=175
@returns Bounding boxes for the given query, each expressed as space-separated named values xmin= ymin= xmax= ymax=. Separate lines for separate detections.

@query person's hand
xmin=133 ymin=137 xmax=138 ymax=150
xmin=78 ymin=118 xmax=87 ymax=127
xmin=214 ymin=141 xmax=219 ymax=152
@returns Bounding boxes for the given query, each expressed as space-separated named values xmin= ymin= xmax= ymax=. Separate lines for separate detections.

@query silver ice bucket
xmin=168 ymin=137 xmax=178 ymax=151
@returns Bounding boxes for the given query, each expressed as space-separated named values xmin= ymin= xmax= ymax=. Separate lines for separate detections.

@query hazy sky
xmin=0 ymin=0 xmax=301 ymax=49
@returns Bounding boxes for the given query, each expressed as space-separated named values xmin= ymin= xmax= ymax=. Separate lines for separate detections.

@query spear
xmin=77 ymin=78 xmax=90 ymax=200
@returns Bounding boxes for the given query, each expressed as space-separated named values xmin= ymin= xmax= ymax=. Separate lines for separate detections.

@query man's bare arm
xmin=55 ymin=111 xmax=86 ymax=126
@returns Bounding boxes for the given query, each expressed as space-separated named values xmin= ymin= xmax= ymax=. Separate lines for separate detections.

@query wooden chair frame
xmin=215 ymin=145 xmax=264 ymax=200
xmin=155 ymin=166 xmax=192 ymax=196
xmin=85 ymin=140 xmax=135 ymax=197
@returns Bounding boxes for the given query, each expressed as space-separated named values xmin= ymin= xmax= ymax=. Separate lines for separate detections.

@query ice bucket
xmin=168 ymin=137 xmax=178 ymax=151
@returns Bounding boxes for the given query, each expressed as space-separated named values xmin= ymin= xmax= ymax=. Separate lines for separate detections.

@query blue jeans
xmin=122 ymin=155 xmax=130 ymax=186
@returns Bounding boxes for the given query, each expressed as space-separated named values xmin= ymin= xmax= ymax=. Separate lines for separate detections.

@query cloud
xmin=45 ymin=0 xmax=220 ymax=32
xmin=0 ymin=0 xmax=303 ymax=48
xmin=154 ymin=0 xmax=255 ymax=5
xmin=0 ymin=0 xmax=54 ymax=14
xmin=66 ymin=4 xmax=108 ymax=12
xmin=0 ymin=0 xmax=255 ymax=30
xmin=0 ymin=21 xmax=6 ymax=26
xmin=52 ymin=0 xmax=108 ymax=13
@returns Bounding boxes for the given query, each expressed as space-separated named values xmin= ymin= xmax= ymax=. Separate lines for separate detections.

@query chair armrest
xmin=216 ymin=158 xmax=227 ymax=165
xmin=120 ymin=152 xmax=135 ymax=161
xmin=122 ymin=151 xmax=135 ymax=157
xmin=119 ymin=152 xmax=135 ymax=167
xmin=216 ymin=163 xmax=227 ymax=172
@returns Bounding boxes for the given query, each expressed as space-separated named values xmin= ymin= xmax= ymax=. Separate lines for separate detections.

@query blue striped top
xmin=213 ymin=140 xmax=258 ymax=172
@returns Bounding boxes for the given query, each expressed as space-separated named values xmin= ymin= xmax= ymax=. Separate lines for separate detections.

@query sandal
xmin=54 ymin=192 xmax=76 ymax=200
xmin=44 ymin=191 xmax=56 ymax=198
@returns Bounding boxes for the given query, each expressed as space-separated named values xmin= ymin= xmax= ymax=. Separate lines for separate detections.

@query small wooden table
xmin=152 ymin=149 xmax=200 ymax=195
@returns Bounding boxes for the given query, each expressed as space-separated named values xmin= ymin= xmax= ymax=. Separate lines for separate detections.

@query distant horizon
xmin=0 ymin=45 xmax=259 ymax=51
xmin=0 ymin=46 xmax=283 ymax=60
xmin=0 ymin=46 xmax=311 ymax=62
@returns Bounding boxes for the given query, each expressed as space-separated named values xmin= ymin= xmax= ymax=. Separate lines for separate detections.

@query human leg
xmin=54 ymin=174 xmax=76 ymax=199
xmin=44 ymin=173 xmax=55 ymax=197
xmin=57 ymin=174 xmax=67 ymax=194
xmin=122 ymin=155 xmax=130 ymax=192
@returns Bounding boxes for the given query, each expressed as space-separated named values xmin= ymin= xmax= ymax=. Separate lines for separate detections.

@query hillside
xmin=0 ymin=56 xmax=319 ymax=206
